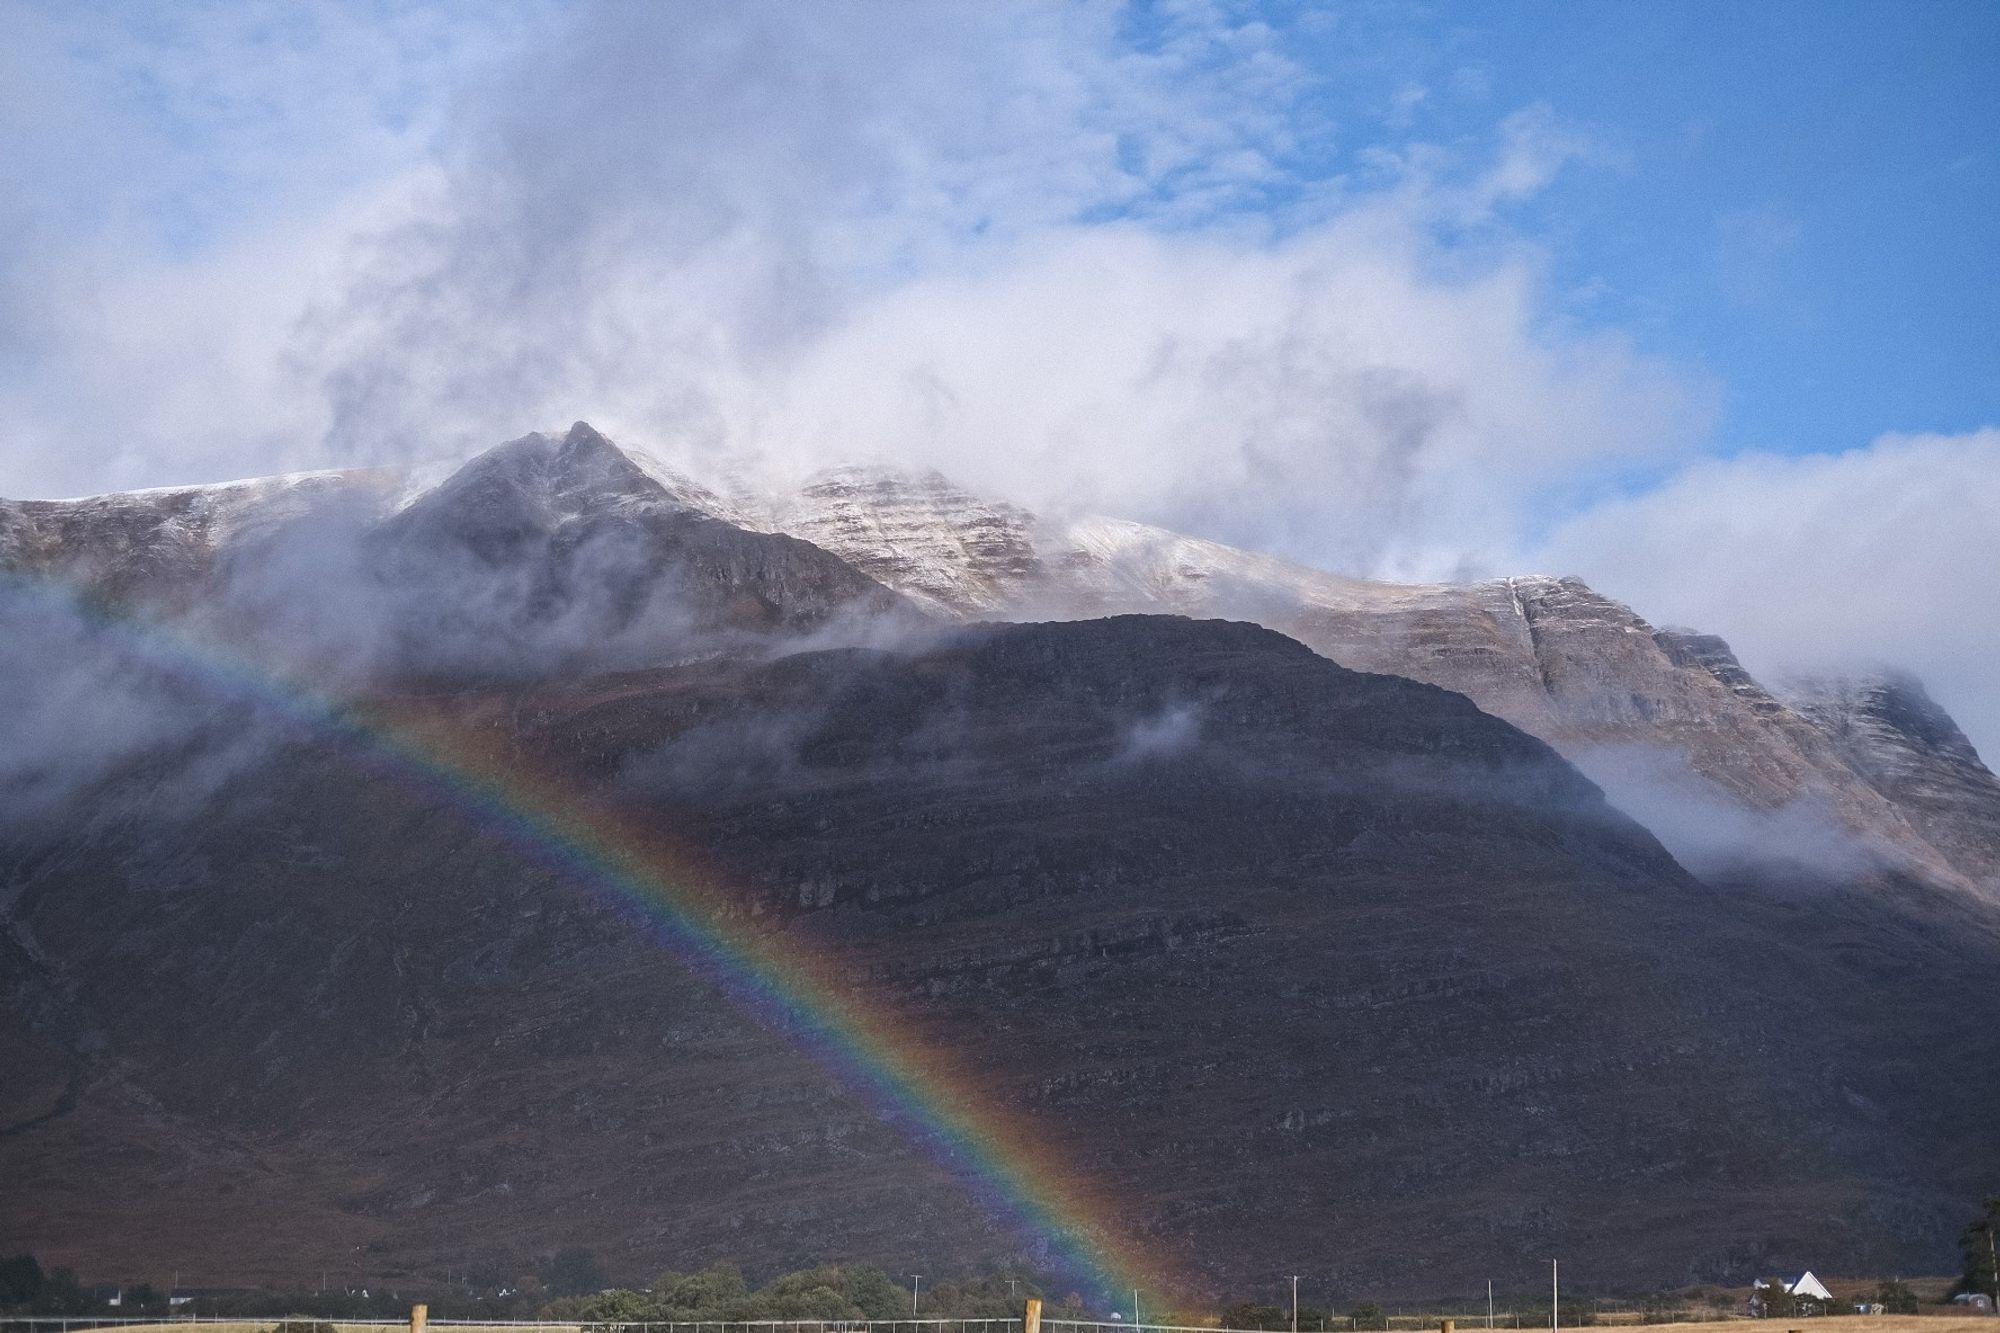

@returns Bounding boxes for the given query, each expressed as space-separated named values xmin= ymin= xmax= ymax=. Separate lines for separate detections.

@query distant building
xmin=1950 ymin=1293 xmax=1994 ymax=1314
xmin=1749 ymin=1272 xmax=1836 ymax=1317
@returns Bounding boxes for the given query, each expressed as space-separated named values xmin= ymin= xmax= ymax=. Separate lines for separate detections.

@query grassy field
xmin=1616 ymin=1312 xmax=1992 ymax=1320
xmin=17 ymin=1320 xmax=584 ymax=1328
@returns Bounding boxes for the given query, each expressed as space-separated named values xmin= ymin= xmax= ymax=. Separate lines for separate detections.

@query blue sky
xmin=1319 ymin=0 xmax=2000 ymax=462
xmin=1116 ymin=0 xmax=2000 ymax=470
xmin=1 ymin=0 xmax=1996 ymax=751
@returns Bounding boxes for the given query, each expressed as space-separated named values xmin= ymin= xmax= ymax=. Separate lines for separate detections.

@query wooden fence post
xmin=410 ymin=1304 xmax=428 ymax=1333
xmin=1024 ymin=1298 xmax=1042 ymax=1333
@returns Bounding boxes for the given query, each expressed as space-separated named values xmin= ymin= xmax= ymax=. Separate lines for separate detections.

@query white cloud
xmin=3 ymin=2 xmax=1990 ymax=762
xmin=282 ymin=7 xmax=1695 ymax=584
xmin=1531 ymin=428 xmax=2000 ymax=761
xmin=295 ymin=1 xmax=1323 ymax=463
xmin=745 ymin=214 xmax=1700 ymax=580
xmin=0 ymin=0 xmax=525 ymax=496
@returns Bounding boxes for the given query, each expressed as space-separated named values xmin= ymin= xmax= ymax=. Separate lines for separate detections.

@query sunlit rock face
xmin=759 ymin=466 xmax=1049 ymax=619
xmin=1780 ymin=671 xmax=2000 ymax=891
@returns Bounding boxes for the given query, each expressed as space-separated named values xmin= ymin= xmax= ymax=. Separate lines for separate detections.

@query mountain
xmin=1780 ymin=671 xmax=2000 ymax=892
xmin=3 ymin=427 xmax=1998 ymax=1298
xmin=15 ymin=437 xmax=1992 ymax=910
xmin=0 ymin=466 xmax=406 ymax=612
xmin=352 ymin=425 xmax=918 ymax=678
xmin=1 ymin=424 xmax=920 ymax=685
xmin=729 ymin=466 xmax=1998 ymax=903
xmin=5 ymin=613 xmax=1998 ymax=1297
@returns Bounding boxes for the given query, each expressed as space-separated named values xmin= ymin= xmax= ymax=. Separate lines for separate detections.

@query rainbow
xmin=3 ymin=571 xmax=1169 ymax=1308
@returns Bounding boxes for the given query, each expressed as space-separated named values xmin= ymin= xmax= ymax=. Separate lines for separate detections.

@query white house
xmin=1751 ymin=1272 xmax=1838 ymax=1316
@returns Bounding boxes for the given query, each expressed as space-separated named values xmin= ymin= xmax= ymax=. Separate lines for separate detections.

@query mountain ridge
xmin=6 ymin=427 xmax=1994 ymax=902
xmin=709 ymin=456 xmax=2000 ymax=903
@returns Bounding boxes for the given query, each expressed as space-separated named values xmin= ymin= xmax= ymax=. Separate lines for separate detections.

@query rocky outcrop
xmin=1782 ymin=672 xmax=2000 ymax=892
xmin=760 ymin=466 xmax=1048 ymax=618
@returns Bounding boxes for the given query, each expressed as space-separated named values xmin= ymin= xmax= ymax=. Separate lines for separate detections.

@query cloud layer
xmin=1 ymin=2 xmax=1992 ymax=755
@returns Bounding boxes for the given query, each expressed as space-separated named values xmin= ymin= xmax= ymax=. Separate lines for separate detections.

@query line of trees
xmin=1956 ymin=1194 xmax=2000 ymax=1309
xmin=0 ymin=1254 xmax=90 ymax=1314
xmin=549 ymin=1263 xmax=1051 ymax=1324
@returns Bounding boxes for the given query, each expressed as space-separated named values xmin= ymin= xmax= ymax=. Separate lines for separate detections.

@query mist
xmin=0 ymin=582 xmax=274 ymax=832
xmin=1569 ymin=745 xmax=1874 ymax=883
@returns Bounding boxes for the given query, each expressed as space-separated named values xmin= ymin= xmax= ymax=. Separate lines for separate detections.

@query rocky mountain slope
xmin=4 ymin=614 xmax=1998 ymax=1297
xmin=731 ymin=465 xmax=1998 ymax=901
xmin=1780 ymin=672 xmax=2000 ymax=891
xmin=0 ymin=466 xmax=405 ymax=612
xmin=7 ymin=429 xmax=1992 ymax=896
xmin=1 ymin=425 xmax=918 ymax=685
xmin=4 ymin=427 xmax=1998 ymax=1298
xmin=12 ymin=431 xmax=1989 ymax=908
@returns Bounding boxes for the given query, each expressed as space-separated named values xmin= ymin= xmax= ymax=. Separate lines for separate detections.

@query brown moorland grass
xmin=1597 ymin=1323 xmax=1991 ymax=1333
xmin=46 ymin=1326 xmax=589 ymax=1333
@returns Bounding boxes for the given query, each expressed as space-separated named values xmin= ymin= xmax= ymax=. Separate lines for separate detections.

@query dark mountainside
xmin=3 ymin=431 xmax=1999 ymax=1299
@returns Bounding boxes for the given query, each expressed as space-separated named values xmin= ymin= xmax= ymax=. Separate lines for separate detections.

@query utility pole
xmin=911 ymin=1276 xmax=924 ymax=1314
xmin=1486 ymin=1282 xmax=1493 ymax=1331
xmin=1133 ymin=1289 xmax=1142 ymax=1327
xmin=1291 ymin=1277 xmax=1301 ymax=1333
xmin=1550 ymin=1262 xmax=1559 ymax=1333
